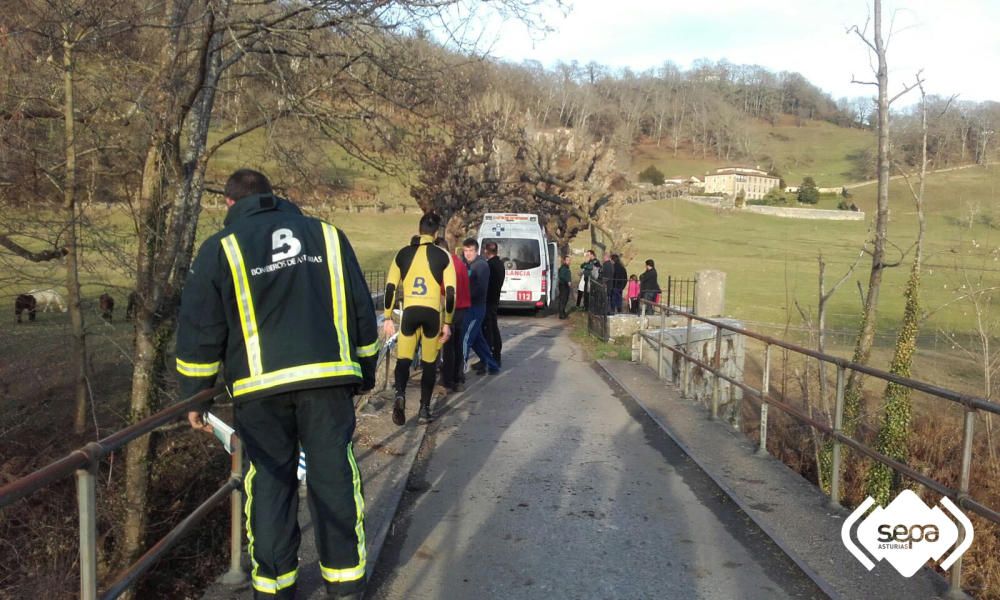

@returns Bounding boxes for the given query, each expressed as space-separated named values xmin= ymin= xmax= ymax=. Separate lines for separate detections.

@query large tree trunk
xmin=121 ymin=319 xmax=159 ymax=565
xmin=120 ymin=3 xmax=222 ymax=570
xmin=121 ymin=141 xmax=169 ymax=568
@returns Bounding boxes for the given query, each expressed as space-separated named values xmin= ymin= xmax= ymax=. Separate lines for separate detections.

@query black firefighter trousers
xmin=235 ymin=386 xmax=365 ymax=598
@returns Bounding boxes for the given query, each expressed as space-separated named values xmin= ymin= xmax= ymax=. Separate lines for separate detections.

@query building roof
xmin=705 ymin=166 xmax=777 ymax=179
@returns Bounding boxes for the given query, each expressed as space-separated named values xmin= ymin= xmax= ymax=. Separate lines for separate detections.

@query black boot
xmin=419 ymin=403 xmax=435 ymax=423
xmin=392 ymin=392 xmax=406 ymax=426
xmin=325 ymin=582 xmax=365 ymax=599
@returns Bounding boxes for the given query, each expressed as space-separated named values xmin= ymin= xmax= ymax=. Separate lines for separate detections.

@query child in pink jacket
xmin=627 ymin=274 xmax=640 ymax=314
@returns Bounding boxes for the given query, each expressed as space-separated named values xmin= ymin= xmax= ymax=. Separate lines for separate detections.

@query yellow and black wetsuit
xmin=384 ymin=234 xmax=456 ymax=412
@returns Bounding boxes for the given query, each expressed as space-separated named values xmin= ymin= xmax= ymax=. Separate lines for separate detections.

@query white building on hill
xmin=703 ymin=167 xmax=779 ymax=200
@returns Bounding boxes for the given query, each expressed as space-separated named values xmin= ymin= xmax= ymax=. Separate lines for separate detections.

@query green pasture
xmin=612 ymin=164 xmax=1000 ymax=339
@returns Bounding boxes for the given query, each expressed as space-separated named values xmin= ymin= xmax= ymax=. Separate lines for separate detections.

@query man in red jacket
xmin=438 ymin=238 xmax=470 ymax=392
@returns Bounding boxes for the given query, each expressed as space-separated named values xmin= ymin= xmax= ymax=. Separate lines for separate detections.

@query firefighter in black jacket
xmin=177 ymin=170 xmax=378 ymax=600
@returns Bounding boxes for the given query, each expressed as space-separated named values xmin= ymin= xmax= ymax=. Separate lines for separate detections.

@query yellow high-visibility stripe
xmin=322 ymin=441 xmax=366 ymax=583
xmin=321 ymin=562 xmax=365 ymax=583
xmin=232 ymin=361 xmax=361 ymax=397
xmin=244 ymin=464 xmax=259 ymax=586
xmin=245 ymin=463 xmax=298 ymax=594
xmin=322 ymin=224 xmax=351 ymax=362
xmin=356 ymin=340 xmax=380 ymax=358
xmin=222 ymin=234 xmax=263 ymax=376
xmin=252 ymin=568 xmax=298 ymax=594
xmin=176 ymin=358 xmax=220 ymax=377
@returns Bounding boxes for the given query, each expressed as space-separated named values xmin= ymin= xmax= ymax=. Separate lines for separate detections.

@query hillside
xmin=630 ymin=115 xmax=875 ymax=187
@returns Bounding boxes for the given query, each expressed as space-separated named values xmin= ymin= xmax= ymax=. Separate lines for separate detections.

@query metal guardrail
xmin=364 ymin=270 xmax=386 ymax=297
xmin=635 ymin=299 xmax=1000 ymax=595
xmin=0 ymin=386 xmax=244 ymax=600
xmin=586 ymin=275 xmax=696 ymax=339
xmin=663 ymin=275 xmax=696 ymax=313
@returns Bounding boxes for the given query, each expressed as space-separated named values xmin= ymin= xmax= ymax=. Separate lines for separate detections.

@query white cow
xmin=27 ymin=288 xmax=67 ymax=312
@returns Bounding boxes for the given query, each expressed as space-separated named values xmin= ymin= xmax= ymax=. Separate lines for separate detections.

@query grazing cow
xmin=99 ymin=293 xmax=115 ymax=323
xmin=15 ymin=294 xmax=37 ymax=323
xmin=125 ymin=291 xmax=138 ymax=321
xmin=28 ymin=288 xmax=67 ymax=312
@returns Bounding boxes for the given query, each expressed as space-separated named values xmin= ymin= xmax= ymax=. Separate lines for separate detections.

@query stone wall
xmin=678 ymin=195 xmax=863 ymax=221
xmin=745 ymin=205 xmax=865 ymax=221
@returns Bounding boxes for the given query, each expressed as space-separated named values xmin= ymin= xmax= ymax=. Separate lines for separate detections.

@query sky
xmin=469 ymin=0 xmax=1000 ymax=103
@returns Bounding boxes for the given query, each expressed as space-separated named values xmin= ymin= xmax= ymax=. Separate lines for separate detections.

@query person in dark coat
xmin=462 ymin=239 xmax=500 ymax=375
xmin=610 ymin=254 xmax=627 ymax=314
xmin=639 ymin=259 xmax=661 ymax=307
xmin=598 ymin=252 xmax=614 ymax=314
xmin=577 ymin=249 xmax=601 ymax=308
xmin=557 ymin=255 xmax=572 ymax=319
xmin=482 ymin=241 xmax=505 ymax=368
xmin=178 ymin=169 xmax=377 ymax=599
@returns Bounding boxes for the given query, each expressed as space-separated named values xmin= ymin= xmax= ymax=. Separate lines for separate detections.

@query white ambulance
xmin=477 ymin=213 xmax=558 ymax=311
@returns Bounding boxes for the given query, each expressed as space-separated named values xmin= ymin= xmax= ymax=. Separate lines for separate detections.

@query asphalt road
xmin=366 ymin=314 xmax=827 ymax=600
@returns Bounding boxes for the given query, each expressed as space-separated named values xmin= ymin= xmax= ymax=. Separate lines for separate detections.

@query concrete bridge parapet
xmin=632 ymin=319 xmax=746 ymax=425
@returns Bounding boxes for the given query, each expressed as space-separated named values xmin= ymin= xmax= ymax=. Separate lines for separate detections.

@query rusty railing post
xmin=682 ymin=316 xmax=693 ymax=398
xmin=731 ymin=335 xmax=741 ymax=432
xmin=711 ymin=325 xmax=722 ymax=420
xmin=221 ymin=436 xmax=246 ymax=586
xmin=830 ymin=366 xmax=846 ymax=508
xmin=638 ymin=300 xmax=646 ymax=363
xmin=949 ymin=408 xmax=977 ymax=596
xmin=657 ymin=306 xmax=666 ymax=379
xmin=757 ymin=343 xmax=771 ymax=456
xmin=77 ymin=443 xmax=100 ymax=600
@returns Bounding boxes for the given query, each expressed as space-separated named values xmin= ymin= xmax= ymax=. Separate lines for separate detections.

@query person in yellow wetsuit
xmin=383 ymin=213 xmax=456 ymax=424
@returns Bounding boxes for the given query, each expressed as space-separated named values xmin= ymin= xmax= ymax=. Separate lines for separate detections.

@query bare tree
xmin=0 ymin=0 xmax=131 ymax=435
xmin=115 ymin=0 xmax=561 ymax=575
xmin=410 ymin=104 xmax=631 ymax=255
xmin=820 ymin=0 xmax=921 ymax=488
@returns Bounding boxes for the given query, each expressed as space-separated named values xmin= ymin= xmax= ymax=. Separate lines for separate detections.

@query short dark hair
xmin=645 ymin=259 xmax=655 ymax=268
xmin=483 ymin=241 xmax=498 ymax=256
xmin=224 ymin=169 xmax=272 ymax=202
xmin=462 ymin=238 xmax=479 ymax=250
xmin=434 ymin=237 xmax=448 ymax=249
xmin=419 ymin=212 xmax=441 ymax=235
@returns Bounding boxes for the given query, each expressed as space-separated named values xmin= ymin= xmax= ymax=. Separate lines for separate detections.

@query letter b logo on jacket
xmin=272 ymin=228 xmax=302 ymax=262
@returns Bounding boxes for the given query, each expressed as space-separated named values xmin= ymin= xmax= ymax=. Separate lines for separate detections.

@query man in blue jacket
xmin=461 ymin=238 xmax=500 ymax=375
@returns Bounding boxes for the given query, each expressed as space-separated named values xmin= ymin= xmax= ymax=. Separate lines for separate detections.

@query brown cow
xmin=99 ymin=293 xmax=115 ymax=323
xmin=15 ymin=294 xmax=37 ymax=323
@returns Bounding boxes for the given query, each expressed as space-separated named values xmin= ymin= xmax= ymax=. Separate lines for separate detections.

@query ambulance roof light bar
xmin=483 ymin=213 xmax=538 ymax=223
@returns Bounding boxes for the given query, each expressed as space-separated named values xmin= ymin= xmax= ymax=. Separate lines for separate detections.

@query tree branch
xmin=0 ymin=234 xmax=67 ymax=262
